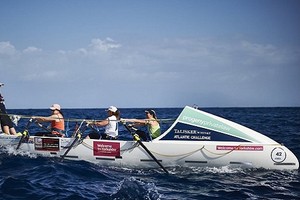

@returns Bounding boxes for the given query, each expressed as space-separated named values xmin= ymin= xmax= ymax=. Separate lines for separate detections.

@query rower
xmin=33 ymin=104 xmax=65 ymax=137
xmin=122 ymin=109 xmax=161 ymax=141
xmin=86 ymin=106 xmax=120 ymax=140
xmin=0 ymin=83 xmax=18 ymax=135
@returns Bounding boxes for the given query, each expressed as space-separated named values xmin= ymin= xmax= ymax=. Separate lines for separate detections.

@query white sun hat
xmin=50 ymin=104 xmax=61 ymax=110
xmin=106 ymin=106 xmax=118 ymax=112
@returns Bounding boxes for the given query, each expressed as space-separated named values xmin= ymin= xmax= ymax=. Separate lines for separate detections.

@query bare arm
xmin=122 ymin=118 xmax=149 ymax=127
xmin=34 ymin=114 xmax=59 ymax=123
xmin=87 ymin=119 xmax=109 ymax=127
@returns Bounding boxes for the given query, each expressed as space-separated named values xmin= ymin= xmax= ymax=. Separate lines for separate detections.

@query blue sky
xmin=0 ymin=0 xmax=300 ymax=108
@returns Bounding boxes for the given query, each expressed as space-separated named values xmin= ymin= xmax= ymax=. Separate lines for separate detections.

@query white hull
xmin=0 ymin=134 xmax=298 ymax=170
xmin=1 ymin=106 xmax=299 ymax=171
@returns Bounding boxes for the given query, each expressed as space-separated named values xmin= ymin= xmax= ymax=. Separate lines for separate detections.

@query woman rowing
xmin=0 ymin=89 xmax=18 ymax=135
xmin=123 ymin=109 xmax=161 ymax=141
xmin=33 ymin=104 xmax=65 ymax=137
xmin=87 ymin=106 xmax=120 ymax=140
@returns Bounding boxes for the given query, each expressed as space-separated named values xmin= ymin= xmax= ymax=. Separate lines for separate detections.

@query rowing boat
xmin=0 ymin=106 xmax=298 ymax=171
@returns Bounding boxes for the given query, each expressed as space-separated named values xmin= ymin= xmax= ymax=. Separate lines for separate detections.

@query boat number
xmin=271 ymin=147 xmax=286 ymax=163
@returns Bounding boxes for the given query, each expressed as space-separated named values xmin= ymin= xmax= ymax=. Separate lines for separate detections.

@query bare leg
xmin=10 ymin=127 xmax=17 ymax=135
xmin=2 ymin=126 xmax=16 ymax=135
xmin=2 ymin=126 xmax=10 ymax=134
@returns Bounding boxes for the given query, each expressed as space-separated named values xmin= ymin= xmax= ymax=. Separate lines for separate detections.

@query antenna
xmin=193 ymin=104 xmax=199 ymax=109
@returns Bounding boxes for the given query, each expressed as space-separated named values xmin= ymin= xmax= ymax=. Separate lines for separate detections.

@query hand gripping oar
xmin=121 ymin=122 xmax=169 ymax=174
xmin=16 ymin=118 xmax=33 ymax=150
xmin=60 ymin=123 xmax=87 ymax=162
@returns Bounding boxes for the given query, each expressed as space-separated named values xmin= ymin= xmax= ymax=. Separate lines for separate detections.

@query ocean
xmin=1 ymin=107 xmax=299 ymax=200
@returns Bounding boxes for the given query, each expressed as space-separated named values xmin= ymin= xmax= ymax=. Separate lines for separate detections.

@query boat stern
xmin=269 ymin=145 xmax=299 ymax=170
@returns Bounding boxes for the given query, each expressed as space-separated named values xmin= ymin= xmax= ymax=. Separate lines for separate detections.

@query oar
xmin=86 ymin=124 xmax=103 ymax=139
xmin=16 ymin=118 xmax=33 ymax=150
xmin=121 ymin=122 xmax=169 ymax=174
xmin=34 ymin=121 xmax=52 ymax=133
xmin=60 ymin=124 xmax=87 ymax=162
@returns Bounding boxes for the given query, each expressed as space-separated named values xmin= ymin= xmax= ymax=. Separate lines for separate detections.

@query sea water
xmin=1 ymin=107 xmax=299 ymax=200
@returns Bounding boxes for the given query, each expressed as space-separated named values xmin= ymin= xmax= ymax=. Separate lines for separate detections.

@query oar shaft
xmin=60 ymin=124 xmax=88 ymax=161
xmin=122 ymin=122 xmax=169 ymax=174
xmin=137 ymin=140 xmax=169 ymax=174
xmin=60 ymin=136 xmax=79 ymax=161
xmin=16 ymin=118 xmax=33 ymax=150
xmin=35 ymin=121 xmax=51 ymax=133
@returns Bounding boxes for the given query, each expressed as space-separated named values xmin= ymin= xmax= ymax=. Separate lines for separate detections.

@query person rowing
xmin=33 ymin=104 xmax=65 ymax=137
xmin=0 ymin=83 xmax=18 ymax=135
xmin=122 ymin=109 xmax=161 ymax=141
xmin=86 ymin=106 xmax=120 ymax=140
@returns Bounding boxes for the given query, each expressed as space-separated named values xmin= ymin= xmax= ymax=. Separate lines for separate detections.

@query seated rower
xmin=123 ymin=109 xmax=161 ymax=141
xmin=86 ymin=106 xmax=120 ymax=140
xmin=33 ymin=104 xmax=65 ymax=137
xmin=0 ymin=85 xmax=18 ymax=135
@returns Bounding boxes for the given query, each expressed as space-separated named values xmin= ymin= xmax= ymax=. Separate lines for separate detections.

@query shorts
xmin=0 ymin=114 xmax=14 ymax=128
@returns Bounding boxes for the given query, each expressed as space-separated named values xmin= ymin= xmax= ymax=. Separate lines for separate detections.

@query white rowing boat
xmin=0 ymin=106 xmax=298 ymax=172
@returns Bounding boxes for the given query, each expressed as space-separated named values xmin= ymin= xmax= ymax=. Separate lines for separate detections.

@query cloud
xmin=23 ymin=46 xmax=42 ymax=53
xmin=0 ymin=41 xmax=17 ymax=56
xmin=1 ymin=37 xmax=299 ymax=108
xmin=88 ymin=38 xmax=121 ymax=52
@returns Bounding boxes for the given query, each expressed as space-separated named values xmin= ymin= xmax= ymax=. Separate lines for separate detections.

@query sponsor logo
xmin=34 ymin=137 xmax=60 ymax=151
xmin=216 ymin=145 xmax=264 ymax=151
xmin=93 ymin=141 xmax=120 ymax=157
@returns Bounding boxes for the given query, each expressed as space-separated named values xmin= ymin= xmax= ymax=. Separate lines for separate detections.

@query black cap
xmin=145 ymin=109 xmax=157 ymax=118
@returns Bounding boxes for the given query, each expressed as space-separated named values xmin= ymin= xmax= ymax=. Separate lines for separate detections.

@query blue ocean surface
xmin=1 ymin=107 xmax=299 ymax=200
